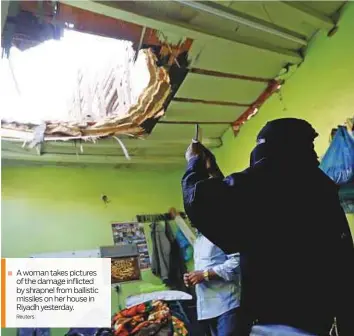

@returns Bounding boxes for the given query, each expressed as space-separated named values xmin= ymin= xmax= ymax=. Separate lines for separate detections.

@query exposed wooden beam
xmin=232 ymin=80 xmax=281 ymax=135
xmin=280 ymin=2 xmax=335 ymax=30
xmin=62 ymin=0 xmax=303 ymax=63
xmin=20 ymin=1 xmax=144 ymax=46
xmin=173 ymin=97 xmax=250 ymax=107
xmin=18 ymin=1 xmax=193 ymax=59
xmin=174 ymin=0 xmax=308 ymax=46
xmin=1 ymin=150 xmax=185 ymax=165
xmin=1 ymin=137 xmax=222 ymax=148
xmin=159 ymin=120 xmax=231 ymax=125
xmin=2 ymin=141 xmax=185 ymax=159
xmin=1 ymin=137 xmax=222 ymax=165
xmin=1 ymin=160 xmax=186 ymax=169
xmin=189 ymin=68 xmax=272 ymax=83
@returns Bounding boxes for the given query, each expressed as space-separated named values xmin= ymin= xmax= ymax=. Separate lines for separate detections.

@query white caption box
xmin=6 ymin=258 xmax=111 ymax=328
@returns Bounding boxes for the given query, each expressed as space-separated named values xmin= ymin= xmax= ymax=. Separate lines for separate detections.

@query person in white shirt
xmin=184 ymin=232 xmax=240 ymax=336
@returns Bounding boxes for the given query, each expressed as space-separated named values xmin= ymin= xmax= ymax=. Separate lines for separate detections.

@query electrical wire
xmin=113 ymin=136 xmax=131 ymax=160
xmin=8 ymin=57 xmax=21 ymax=95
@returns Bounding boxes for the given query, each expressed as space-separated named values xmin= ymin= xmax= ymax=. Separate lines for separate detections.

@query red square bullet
xmin=8 ymin=271 xmax=12 ymax=276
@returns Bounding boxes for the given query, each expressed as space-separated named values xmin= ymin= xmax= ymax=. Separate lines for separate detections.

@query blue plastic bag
xmin=320 ymin=126 xmax=354 ymax=185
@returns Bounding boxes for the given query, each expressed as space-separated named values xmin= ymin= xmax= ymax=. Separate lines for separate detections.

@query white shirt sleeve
xmin=212 ymin=253 xmax=240 ymax=281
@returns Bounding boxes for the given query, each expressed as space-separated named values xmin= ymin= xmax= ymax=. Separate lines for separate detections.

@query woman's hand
xmin=185 ymin=142 xmax=224 ymax=178
xmin=185 ymin=142 xmax=204 ymax=162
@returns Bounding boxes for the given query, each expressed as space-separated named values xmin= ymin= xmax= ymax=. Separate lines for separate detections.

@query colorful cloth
xmin=171 ymin=316 xmax=188 ymax=336
xmin=112 ymin=301 xmax=188 ymax=336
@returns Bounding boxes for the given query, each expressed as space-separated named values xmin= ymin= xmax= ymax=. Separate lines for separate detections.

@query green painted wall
xmin=2 ymin=167 xmax=184 ymax=257
xmin=215 ymin=3 xmax=354 ymax=233
xmin=1 ymin=166 xmax=185 ymax=336
xmin=2 ymin=4 xmax=354 ymax=336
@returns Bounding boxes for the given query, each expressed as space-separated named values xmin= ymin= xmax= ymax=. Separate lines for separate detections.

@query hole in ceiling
xmin=0 ymin=29 xmax=151 ymax=125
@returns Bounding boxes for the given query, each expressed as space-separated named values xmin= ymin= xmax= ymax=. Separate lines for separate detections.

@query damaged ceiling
xmin=1 ymin=0 xmax=347 ymax=168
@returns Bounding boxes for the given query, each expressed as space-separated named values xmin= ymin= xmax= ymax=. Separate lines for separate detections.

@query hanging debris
xmin=1 ymin=48 xmax=171 ymax=141
xmin=66 ymin=44 xmax=137 ymax=122
xmin=28 ymin=122 xmax=46 ymax=149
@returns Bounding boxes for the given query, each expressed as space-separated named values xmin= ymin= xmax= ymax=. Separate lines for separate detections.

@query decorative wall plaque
xmin=100 ymin=245 xmax=141 ymax=284
xmin=111 ymin=256 xmax=141 ymax=284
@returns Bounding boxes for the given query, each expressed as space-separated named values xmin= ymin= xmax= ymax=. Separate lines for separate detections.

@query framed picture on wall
xmin=111 ymin=222 xmax=151 ymax=269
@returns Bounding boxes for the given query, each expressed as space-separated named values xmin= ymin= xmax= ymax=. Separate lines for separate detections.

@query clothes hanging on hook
xmin=150 ymin=220 xmax=188 ymax=291
xmin=150 ymin=221 xmax=171 ymax=283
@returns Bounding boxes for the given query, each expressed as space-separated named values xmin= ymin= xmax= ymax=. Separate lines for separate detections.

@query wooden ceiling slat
xmin=164 ymin=102 xmax=245 ymax=123
xmin=189 ymin=67 xmax=271 ymax=83
xmin=159 ymin=120 xmax=231 ymax=125
xmin=173 ymin=97 xmax=250 ymax=107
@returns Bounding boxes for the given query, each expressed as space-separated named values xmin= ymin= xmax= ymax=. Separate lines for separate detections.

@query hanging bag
xmin=320 ymin=126 xmax=354 ymax=185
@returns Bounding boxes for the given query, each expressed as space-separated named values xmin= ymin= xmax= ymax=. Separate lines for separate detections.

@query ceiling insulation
xmin=67 ymin=43 xmax=138 ymax=122
xmin=1 ymin=48 xmax=171 ymax=140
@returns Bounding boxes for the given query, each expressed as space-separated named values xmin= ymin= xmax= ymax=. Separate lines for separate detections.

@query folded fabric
xmin=135 ymin=324 xmax=167 ymax=336
xmin=112 ymin=300 xmax=188 ymax=336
